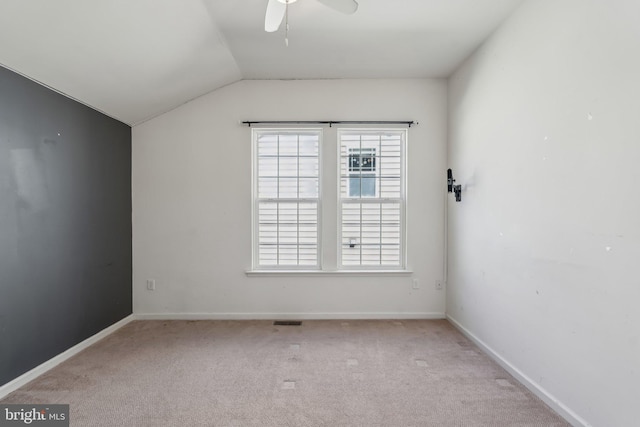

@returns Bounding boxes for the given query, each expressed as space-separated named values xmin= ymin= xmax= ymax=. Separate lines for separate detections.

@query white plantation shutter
xmin=254 ymin=130 xmax=320 ymax=268
xmin=339 ymin=130 xmax=405 ymax=268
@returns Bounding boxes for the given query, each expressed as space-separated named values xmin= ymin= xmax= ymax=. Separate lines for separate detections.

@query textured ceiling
xmin=0 ymin=0 xmax=523 ymax=125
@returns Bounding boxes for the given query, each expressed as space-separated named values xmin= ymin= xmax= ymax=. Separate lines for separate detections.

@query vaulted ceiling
xmin=0 ymin=0 xmax=523 ymax=125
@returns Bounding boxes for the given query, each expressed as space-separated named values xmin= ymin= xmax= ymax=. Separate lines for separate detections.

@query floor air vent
xmin=274 ymin=321 xmax=302 ymax=326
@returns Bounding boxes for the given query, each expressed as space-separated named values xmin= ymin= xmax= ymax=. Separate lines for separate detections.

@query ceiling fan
xmin=265 ymin=0 xmax=358 ymax=44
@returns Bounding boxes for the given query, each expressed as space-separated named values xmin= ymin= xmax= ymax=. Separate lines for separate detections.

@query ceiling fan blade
xmin=265 ymin=0 xmax=286 ymax=32
xmin=316 ymin=0 xmax=358 ymax=14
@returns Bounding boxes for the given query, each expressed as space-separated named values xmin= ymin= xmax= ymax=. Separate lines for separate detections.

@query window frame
xmin=337 ymin=128 xmax=407 ymax=271
xmin=251 ymin=128 xmax=323 ymax=270
xmin=249 ymin=126 xmax=410 ymax=274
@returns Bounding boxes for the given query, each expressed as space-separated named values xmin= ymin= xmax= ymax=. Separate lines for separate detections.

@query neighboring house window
xmin=339 ymin=129 xmax=406 ymax=268
xmin=348 ymin=147 xmax=377 ymax=197
xmin=253 ymin=129 xmax=320 ymax=268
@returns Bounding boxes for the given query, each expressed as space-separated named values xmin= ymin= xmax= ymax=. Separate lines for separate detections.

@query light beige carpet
xmin=2 ymin=320 xmax=569 ymax=426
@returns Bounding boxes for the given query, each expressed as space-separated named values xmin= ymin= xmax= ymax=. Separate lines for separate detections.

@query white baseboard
xmin=135 ymin=312 xmax=446 ymax=320
xmin=0 ymin=315 xmax=135 ymax=399
xmin=446 ymin=315 xmax=590 ymax=427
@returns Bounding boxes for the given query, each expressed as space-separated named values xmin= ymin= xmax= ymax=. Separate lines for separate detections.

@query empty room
xmin=0 ymin=0 xmax=637 ymax=426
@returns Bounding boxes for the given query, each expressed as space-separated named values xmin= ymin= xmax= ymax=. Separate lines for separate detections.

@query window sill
xmin=246 ymin=270 xmax=413 ymax=277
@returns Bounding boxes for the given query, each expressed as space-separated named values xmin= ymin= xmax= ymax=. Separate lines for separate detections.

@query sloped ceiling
xmin=0 ymin=0 xmax=523 ymax=125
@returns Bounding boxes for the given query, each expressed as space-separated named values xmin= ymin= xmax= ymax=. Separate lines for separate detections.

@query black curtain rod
xmin=241 ymin=120 xmax=415 ymax=127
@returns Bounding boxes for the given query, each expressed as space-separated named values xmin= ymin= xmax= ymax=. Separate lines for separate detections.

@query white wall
xmin=133 ymin=79 xmax=447 ymax=319
xmin=448 ymin=1 xmax=640 ymax=426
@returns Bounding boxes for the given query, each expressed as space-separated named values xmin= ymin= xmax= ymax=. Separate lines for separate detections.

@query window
xmin=339 ymin=130 xmax=406 ymax=268
xmin=253 ymin=129 xmax=320 ymax=268
xmin=252 ymin=127 xmax=406 ymax=271
xmin=348 ymin=147 xmax=377 ymax=197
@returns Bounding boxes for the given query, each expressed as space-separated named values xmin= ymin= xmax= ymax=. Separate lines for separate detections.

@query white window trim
xmin=248 ymin=126 xmax=410 ymax=275
xmin=251 ymin=128 xmax=323 ymax=270
xmin=246 ymin=269 xmax=413 ymax=277
xmin=337 ymin=128 xmax=408 ymax=271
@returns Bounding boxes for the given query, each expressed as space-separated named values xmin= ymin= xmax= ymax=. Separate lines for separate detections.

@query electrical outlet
xmin=412 ymin=279 xmax=420 ymax=290
xmin=146 ymin=279 xmax=156 ymax=291
xmin=435 ymin=280 xmax=443 ymax=291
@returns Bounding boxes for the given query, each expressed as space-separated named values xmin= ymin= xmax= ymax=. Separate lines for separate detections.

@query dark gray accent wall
xmin=0 ymin=66 xmax=132 ymax=386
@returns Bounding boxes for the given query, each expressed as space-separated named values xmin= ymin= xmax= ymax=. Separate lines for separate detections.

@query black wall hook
xmin=447 ymin=168 xmax=462 ymax=202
